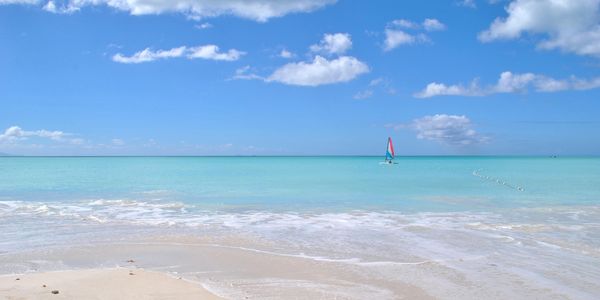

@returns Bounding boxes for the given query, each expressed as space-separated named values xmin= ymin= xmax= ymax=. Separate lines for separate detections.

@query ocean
xmin=1 ymin=156 xmax=599 ymax=298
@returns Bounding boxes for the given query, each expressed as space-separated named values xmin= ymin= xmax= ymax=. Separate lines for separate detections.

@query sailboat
xmin=381 ymin=137 xmax=397 ymax=165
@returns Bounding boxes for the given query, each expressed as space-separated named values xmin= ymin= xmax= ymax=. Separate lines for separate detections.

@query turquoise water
xmin=1 ymin=157 xmax=599 ymax=298
xmin=1 ymin=156 xmax=598 ymax=211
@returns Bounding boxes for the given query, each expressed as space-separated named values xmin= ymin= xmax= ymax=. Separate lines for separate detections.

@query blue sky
xmin=1 ymin=0 xmax=600 ymax=155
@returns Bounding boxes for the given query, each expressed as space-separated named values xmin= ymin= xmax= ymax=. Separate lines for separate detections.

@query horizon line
xmin=0 ymin=154 xmax=596 ymax=158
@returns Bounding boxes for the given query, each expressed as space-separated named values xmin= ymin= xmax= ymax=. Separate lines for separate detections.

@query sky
xmin=1 ymin=0 xmax=600 ymax=156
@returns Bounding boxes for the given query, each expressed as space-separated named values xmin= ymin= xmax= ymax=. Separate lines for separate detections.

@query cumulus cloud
xmin=279 ymin=49 xmax=294 ymax=58
xmin=414 ymin=71 xmax=600 ymax=98
xmin=494 ymin=71 xmax=536 ymax=93
xmin=423 ymin=18 xmax=446 ymax=31
xmin=266 ymin=55 xmax=369 ymax=86
xmin=384 ymin=30 xmax=429 ymax=50
xmin=187 ymin=45 xmax=245 ymax=61
xmin=0 ymin=126 xmax=83 ymax=144
xmin=414 ymin=81 xmax=484 ymax=98
xmin=1 ymin=0 xmax=337 ymax=22
xmin=479 ymin=0 xmax=600 ymax=57
xmin=410 ymin=114 xmax=488 ymax=146
xmin=391 ymin=19 xmax=419 ymax=29
xmin=112 ymin=46 xmax=187 ymax=64
xmin=42 ymin=0 xmax=81 ymax=13
xmin=112 ymin=45 xmax=244 ymax=63
xmin=233 ymin=34 xmax=366 ymax=87
xmin=310 ymin=33 xmax=352 ymax=55
xmin=383 ymin=18 xmax=445 ymax=51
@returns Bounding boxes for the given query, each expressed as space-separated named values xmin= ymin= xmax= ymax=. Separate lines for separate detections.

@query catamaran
xmin=381 ymin=137 xmax=397 ymax=165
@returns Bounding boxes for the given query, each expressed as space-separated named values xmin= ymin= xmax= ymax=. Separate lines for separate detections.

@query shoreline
xmin=0 ymin=236 xmax=435 ymax=299
xmin=3 ymin=233 xmax=596 ymax=299
xmin=2 ymin=199 xmax=600 ymax=299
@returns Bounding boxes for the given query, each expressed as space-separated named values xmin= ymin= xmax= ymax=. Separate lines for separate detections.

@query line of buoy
xmin=472 ymin=169 xmax=524 ymax=192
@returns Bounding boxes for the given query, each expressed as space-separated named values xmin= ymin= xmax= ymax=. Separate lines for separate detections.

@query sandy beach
xmin=4 ymin=231 xmax=594 ymax=299
xmin=0 ymin=236 xmax=436 ymax=299
xmin=0 ymin=268 xmax=220 ymax=299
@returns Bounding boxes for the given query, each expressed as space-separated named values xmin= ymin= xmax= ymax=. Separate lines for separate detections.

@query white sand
xmin=0 ymin=268 xmax=221 ymax=299
xmin=0 ymin=237 xmax=434 ymax=299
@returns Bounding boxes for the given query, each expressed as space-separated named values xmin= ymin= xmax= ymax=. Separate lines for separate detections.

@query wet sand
xmin=1 ymin=233 xmax=594 ymax=299
xmin=0 ymin=236 xmax=433 ymax=299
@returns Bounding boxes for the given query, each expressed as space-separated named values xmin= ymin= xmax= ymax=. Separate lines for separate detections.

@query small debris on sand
xmin=129 ymin=272 xmax=135 ymax=275
xmin=15 ymin=278 xmax=20 ymax=281
xmin=51 ymin=290 xmax=59 ymax=294
xmin=43 ymin=284 xmax=47 ymax=287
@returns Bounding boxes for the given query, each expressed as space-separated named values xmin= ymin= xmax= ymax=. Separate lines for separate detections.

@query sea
xmin=1 ymin=156 xmax=599 ymax=298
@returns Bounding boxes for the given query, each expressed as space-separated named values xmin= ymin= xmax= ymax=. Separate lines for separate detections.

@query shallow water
xmin=1 ymin=156 xmax=599 ymax=298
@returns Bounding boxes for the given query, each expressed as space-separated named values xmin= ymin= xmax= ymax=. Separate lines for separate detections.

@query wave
xmin=2 ymin=200 xmax=599 ymax=251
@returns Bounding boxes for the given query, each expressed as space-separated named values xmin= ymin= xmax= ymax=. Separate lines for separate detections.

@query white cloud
xmin=572 ymin=77 xmax=600 ymax=90
xmin=234 ymin=34 xmax=366 ymax=87
xmin=534 ymin=76 xmax=571 ymax=92
xmin=42 ymin=0 xmax=79 ymax=13
xmin=384 ymin=29 xmax=429 ymax=51
xmin=266 ymin=55 xmax=369 ymax=86
xmin=493 ymin=71 xmax=535 ymax=93
xmin=310 ymin=33 xmax=352 ymax=55
xmin=279 ymin=49 xmax=294 ymax=58
xmin=187 ymin=45 xmax=245 ymax=61
xmin=3 ymin=0 xmax=337 ymax=22
xmin=410 ymin=114 xmax=488 ymax=146
xmin=231 ymin=65 xmax=264 ymax=80
xmin=479 ymin=0 xmax=600 ymax=56
xmin=391 ymin=19 xmax=419 ymax=29
xmin=423 ymin=18 xmax=446 ymax=31
xmin=42 ymin=0 xmax=56 ymax=11
xmin=194 ymin=22 xmax=212 ymax=29
xmin=383 ymin=19 xmax=444 ymax=51
xmin=414 ymin=81 xmax=484 ymax=98
xmin=0 ymin=126 xmax=84 ymax=145
xmin=112 ymin=45 xmax=244 ymax=63
xmin=112 ymin=46 xmax=187 ymax=64
xmin=415 ymin=71 xmax=600 ymax=98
